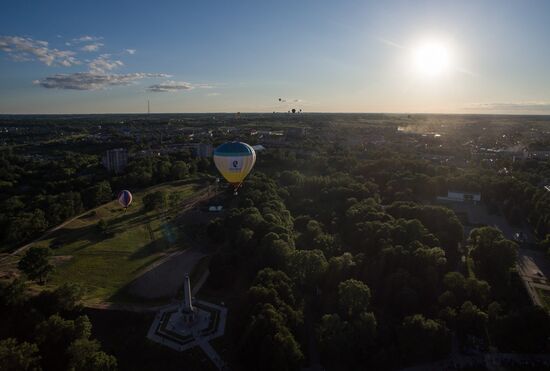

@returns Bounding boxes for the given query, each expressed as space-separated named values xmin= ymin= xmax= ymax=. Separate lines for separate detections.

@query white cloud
xmin=34 ymin=72 xmax=170 ymax=90
xmin=89 ymin=54 xmax=124 ymax=73
xmin=207 ymin=92 xmax=220 ymax=96
xmin=81 ymin=42 xmax=104 ymax=52
xmin=0 ymin=35 xmax=79 ymax=66
xmin=125 ymin=49 xmax=136 ymax=55
xmin=147 ymin=80 xmax=212 ymax=92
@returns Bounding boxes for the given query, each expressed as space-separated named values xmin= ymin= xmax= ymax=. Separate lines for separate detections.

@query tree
xmin=171 ymin=161 xmax=189 ymax=180
xmin=86 ymin=181 xmax=112 ymax=208
xmin=6 ymin=209 xmax=48 ymax=244
xmin=96 ymin=219 xmax=108 ymax=235
xmin=259 ymin=234 xmax=293 ymax=270
xmin=338 ymin=279 xmax=371 ymax=319
xmin=317 ymin=314 xmax=350 ymax=367
xmin=18 ymin=246 xmax=54 ymax=284
xmin=400 ymin=314 xmax=451 ymax=363
xmin=443 ymin=272 xmax=466 ymax=294
xmin=0 ymin=338 xmax=41 ymax=371
xmin=469 ymin=227 xmax=518 ymax=285
xmin=456 ymin=301 xmax=488 ymax=343
xmin=288 ymin=249 xmax=327 ymax=289
xmin=241 ymin=303 xmax=303 ymax=371
xmin=354 ymin=311 xmax=377 ymax=348
xmin=491 ymin=305 xmax=550 ymax=352
xmin=155 ymin=160 xmax=172 ymax=181
xmin=464 ymin=278 xmax=491 ymax=307
xmin=67 ymin=338 xmax=117 ymax=371
xmin=35 ymin=314 xmax=93 ymax=370
xmin=317 ymin=311 xmax=377 ymax=370
xmin=142 ymin=190 xmax=167 ymax=211
xmin=0 ymin=278 xmax=27 ymax=308
xmin=51 ymin=283 xmax=85 ymax=312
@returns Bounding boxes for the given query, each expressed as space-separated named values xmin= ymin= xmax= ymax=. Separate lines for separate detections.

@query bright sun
xmin=413 ymin=41 xmax=451 ymax=78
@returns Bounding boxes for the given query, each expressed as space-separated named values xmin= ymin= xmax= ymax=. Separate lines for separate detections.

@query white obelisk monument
xmin=179 ymin=274 xmax=197 ymax=324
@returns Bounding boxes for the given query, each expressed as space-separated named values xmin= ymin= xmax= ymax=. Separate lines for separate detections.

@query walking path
xmin=198 ymin=341 xmax=226 ymax=370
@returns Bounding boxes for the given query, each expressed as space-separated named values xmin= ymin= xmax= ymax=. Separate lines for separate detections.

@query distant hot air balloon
xmin=279 ymin=98 xmax=282 ymax=102
xmin=118 ymin=190 xmax=133 ymax=209
xmin=291 ymin=108 xmax=296 ymax=113
xmin=213 ymin=142 xmax=256 ymax=194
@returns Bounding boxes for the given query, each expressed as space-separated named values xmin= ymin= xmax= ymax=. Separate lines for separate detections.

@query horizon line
xmin=1 ymin=111 xmax=550 ymax=117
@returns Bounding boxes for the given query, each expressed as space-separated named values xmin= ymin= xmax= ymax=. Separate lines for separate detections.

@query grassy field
xmin=28 ymin=180 xmax=204 ymax=304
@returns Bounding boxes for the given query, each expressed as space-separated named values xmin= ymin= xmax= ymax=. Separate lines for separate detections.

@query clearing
xmin=20 ymin=180 xmax=212 ymax=305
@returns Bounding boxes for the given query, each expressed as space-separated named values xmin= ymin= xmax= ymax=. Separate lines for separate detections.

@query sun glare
xmin=413 ymin=40 xmax=451 ymax=78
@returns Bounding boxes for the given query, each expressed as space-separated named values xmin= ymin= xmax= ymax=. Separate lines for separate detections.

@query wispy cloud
xmin=125 ymin=49 xmax=136 ymax=55
xmin=34 ymin=72 xmax=170 ymax=90
xmin=0 ymin=35 xmax=79 ymax=66
xmin=376 ymin=37 xmax=406 ymax=50
xmin=467 ymin=101 xmax=550 ymax=112
xmin=81 ymin=42 xmax=104 ymax=52
xmin=88 ymin=54 xmax=124 ymax=73
xmin=207 ymin=92 xmax=220 ymax=97
xmin=147 ymin=80 xmax=212 ymax=92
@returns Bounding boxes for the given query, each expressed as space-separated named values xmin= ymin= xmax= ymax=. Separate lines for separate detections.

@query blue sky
xmin=1 ymin=0 xmax=549 ymax=114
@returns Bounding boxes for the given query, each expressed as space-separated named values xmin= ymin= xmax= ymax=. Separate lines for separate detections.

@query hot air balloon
xmin=118 ymin=190 xmax=133 ymax=209
xmin=213 ymin=142 xmax=256 ymax=194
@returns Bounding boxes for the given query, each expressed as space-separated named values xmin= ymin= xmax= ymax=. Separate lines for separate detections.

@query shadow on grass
xmin=129 ymin=239 xmax=168 ymax=260
xmin=49 ymin=223 xmax=111 ymax=251
xmin=107 ymin=210 xmax=152 ymax=230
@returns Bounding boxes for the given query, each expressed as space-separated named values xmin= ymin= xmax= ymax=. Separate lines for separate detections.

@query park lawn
xmin=29 ymin=180 xmax=203 ymax=304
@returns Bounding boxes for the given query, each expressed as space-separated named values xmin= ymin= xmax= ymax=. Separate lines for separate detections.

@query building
xmin=437 ymin=190 xmax=481 ymax=204
xmin=195 ymin=142 xmax=213 ymax=158
xmin=102 ymin=148 xmax=128 ymax=174
xmin=528 ymin=150 xmax=550 ymax=160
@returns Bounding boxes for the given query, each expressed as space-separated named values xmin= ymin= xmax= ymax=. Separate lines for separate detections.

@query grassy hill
xmin=27 ymin=180 xmax=207 ymax=304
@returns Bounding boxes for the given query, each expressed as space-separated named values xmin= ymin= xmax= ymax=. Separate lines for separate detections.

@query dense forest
xmin=206 ymin=146 xmax=550 ymax=370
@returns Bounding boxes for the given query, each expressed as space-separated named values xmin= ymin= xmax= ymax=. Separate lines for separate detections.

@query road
xmin=401 ymin=352 xmax=550 ymax=371
xmin=517 ymin=248 xmax=550 ymax=307
xmin=125 ymin=244 xmax=207 ymax=299
xmin=441 ymin=201 xmax=549 ymax=307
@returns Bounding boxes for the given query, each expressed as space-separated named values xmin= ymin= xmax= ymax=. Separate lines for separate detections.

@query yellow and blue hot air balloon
xmin=213 ymin=141 xmax=256 ymax=192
